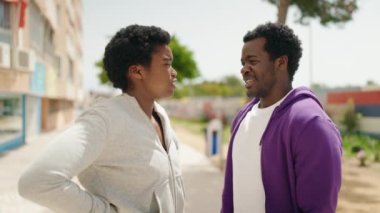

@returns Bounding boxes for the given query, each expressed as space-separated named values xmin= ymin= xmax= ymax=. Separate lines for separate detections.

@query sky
xmin=82 ymin=0 xmax=380 ymax=92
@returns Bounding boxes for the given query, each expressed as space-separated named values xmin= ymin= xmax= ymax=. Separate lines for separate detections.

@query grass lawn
xmin=171 ymin=117 xmax=231 ymax=145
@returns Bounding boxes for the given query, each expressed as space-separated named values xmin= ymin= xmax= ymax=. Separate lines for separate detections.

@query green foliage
xmin=174 ymin=75 xmax=245 ymax=98
xmin=342 ymin=133 xmax=380 ymax=162
xmin=224 ymin=75 xmax=242 ymax=87
xmin=171 ymin=117 xmax=207 ymax=135
xmin=366 ymin=80 xmax=378 ymax=86
xmin=95 ymin=60 xmax=110 ymax=85
xmin=341 ymin=100 xmax=360 ymax=133
xmin=170 ymin=36 xmax=200 ymax=82
xmin=171 ymin=117 xmax=231 ymax=145
xmin=96 ymin=35 xmax=200 ymax=85
xmin=222 ymin=75 xmax=245 ymax=96
xmin=266 ymin=0 xmax=358 ymax=26
xmin=341 ymin=109 xmax=360 ymax=133
xmin=374 ymin=142 xmax=380 ymax=162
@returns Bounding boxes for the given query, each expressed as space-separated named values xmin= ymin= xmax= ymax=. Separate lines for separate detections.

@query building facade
xmin=326 ymin=87 xmax=380 ymax=138
xmin=0 ymin=0 xmax=83 ymax=152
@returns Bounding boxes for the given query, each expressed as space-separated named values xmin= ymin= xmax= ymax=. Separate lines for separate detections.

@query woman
xmin=18 ymin=25 xmax=185 ymax=213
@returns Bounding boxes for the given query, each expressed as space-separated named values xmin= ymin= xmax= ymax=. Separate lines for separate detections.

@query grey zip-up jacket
xmin=18 ymin=94 xmax=185 ymax=213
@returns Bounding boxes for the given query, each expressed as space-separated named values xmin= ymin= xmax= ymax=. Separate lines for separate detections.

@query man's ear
xmin=275 ymin=55 xmax=288 ymax=72
xmin=128 ymin=65 xmax=144 ymax=80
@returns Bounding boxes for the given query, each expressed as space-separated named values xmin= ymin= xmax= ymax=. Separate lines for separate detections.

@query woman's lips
xmin=171 ymin=80 xmax=177 ymax=88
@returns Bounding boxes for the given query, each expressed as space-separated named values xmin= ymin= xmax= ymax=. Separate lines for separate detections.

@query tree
xmin=366 ymin=80 xmax=378 ymax=86
xmin=95 ymin=60 xmax=110 ymax=85
xmin=265 ymin=0 xmax=358 ymax=25
xmin=96 ymin=35 xmax=200 ymax=86
xmin=169 ymin=36 xmax=200 ymax=82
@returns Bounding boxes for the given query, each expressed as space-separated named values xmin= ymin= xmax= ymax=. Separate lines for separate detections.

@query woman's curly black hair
xmin=243 ymin=23 xmax=302 ymax=82
xmin=103 ymin=25 xmax=170 ymax=91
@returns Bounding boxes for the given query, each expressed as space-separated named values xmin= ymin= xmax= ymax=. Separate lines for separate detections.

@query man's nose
xmin=241 ymin=64 xmax=250 ymax=75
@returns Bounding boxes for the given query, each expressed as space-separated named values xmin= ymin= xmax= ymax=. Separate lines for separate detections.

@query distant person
xmin=221 ymin=22 xmax=342 ymax=213
xmin=18 ymin=25 xmax=185 ymax=213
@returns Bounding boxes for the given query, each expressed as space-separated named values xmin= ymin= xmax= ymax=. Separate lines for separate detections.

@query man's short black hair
xmin=243 ymin=22 xmax=302 ymax=82
xmin=103 ymin=25 xmax=170 ymax=91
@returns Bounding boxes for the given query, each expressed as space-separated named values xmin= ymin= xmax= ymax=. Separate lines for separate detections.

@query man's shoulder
xmin=288 ymin=97 xmax=324 ymax=115
xmin=282 ymin=97 xmax=331 ymax=128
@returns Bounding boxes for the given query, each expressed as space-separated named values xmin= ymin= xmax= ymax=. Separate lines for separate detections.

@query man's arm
xmin=294 ymin=116 xmax=342 ymax=213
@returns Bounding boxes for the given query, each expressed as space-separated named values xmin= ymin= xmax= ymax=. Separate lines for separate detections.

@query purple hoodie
xmin=222 ymin=87 xmax=342 ymax=213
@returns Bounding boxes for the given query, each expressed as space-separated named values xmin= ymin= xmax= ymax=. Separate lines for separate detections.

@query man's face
xmin=240 ymin=37 xmax=277 ymax=99
xmin=141 ymin=45 xmax=177 ymax=99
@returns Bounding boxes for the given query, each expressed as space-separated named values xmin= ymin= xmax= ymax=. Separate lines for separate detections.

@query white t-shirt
xmin=233 ymin=92 xmax=291 ymax=212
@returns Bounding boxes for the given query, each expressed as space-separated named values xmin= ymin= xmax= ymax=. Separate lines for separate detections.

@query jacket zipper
xmin=167 ymin=154 xmax=177 ymax=212
xmin=155 ymin=111 xmax=177 ymax=212
xmin=126 ymin=97 xmax=178 ymax=211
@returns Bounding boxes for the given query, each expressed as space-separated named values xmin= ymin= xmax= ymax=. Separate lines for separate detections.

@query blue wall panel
xmin=356 ymin=105 xmax=380 ymax=117
xmin=0 ymin=134 xmax=23 ymax=152
xmin=31 ymin=63 xmax=46 ymax=94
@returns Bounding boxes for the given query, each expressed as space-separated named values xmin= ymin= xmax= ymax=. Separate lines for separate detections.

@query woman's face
xmin=140 ymin=45 xmax=177 ymax=99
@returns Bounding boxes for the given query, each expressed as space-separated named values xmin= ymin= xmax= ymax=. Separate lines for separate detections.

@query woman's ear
xmin=128 ymin=65 xmax=144 ymax=80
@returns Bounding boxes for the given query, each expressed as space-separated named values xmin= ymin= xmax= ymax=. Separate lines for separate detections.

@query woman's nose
xmin=171 ymin=67 xmax=177 ymax=77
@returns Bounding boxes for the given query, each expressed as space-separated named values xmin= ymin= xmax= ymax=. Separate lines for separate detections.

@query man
xmin=19 ymin=25 xmax=185 ymax=213
xmin=221 ymin=23 xmax=342 ymax=213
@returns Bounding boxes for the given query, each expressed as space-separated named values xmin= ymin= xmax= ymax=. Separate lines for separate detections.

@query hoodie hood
xmin=248 ymin=86 xmax=323 ymax=119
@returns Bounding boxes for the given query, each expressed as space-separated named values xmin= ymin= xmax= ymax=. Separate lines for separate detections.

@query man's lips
xmin=244 ymin=78 xmax=255 ymax=87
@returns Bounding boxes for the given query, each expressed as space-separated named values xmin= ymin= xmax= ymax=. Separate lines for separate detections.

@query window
xmin=0 ymin=2 xmax=10 ymax=29
xmin=29 ymin=1 xmax=44 ymax=54
xmin=29 ymin=1 xmax=56 ymax=65
xmin=0 ymin=95 xmax=22 ymax=145
xmin=68 ymin=57 xmax=74 ymax=83
xmin=43 ymin=24 xmax=54 ymax=57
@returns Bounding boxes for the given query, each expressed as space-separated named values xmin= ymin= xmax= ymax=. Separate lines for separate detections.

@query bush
xmin=340 ymin=99 xmax=361 ymax=133
xmin=342 ymin=133 xmax=380 ymax=163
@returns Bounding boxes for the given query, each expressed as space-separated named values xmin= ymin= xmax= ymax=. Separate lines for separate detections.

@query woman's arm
xmin=18 ymin=110 xmax=115 ymax=213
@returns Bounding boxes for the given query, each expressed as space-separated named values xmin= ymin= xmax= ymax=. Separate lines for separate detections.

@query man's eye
xmin=250 ymin=60 xmax=258 ymax=65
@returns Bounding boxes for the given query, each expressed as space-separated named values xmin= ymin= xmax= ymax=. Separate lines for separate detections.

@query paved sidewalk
xmin=176 ymin=125 xmax=224 ymax=213
xmin=0 ymin=130 xmax=58 ymax=213
xmin=0 ymin=125 xmax=224 ymax=213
